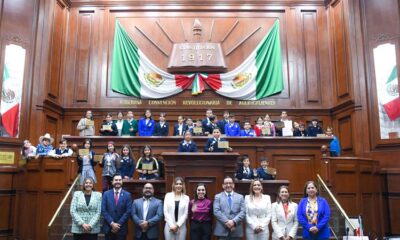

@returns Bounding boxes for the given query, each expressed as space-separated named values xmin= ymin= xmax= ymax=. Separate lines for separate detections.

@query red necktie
xmin=115 ymin=191 xmax=119 ymax=205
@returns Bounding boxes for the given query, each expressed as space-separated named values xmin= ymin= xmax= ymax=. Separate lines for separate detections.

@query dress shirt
xmin=143 ymin=197 xmax=151 ymax=220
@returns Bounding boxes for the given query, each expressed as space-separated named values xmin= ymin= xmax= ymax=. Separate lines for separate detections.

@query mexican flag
xmin=382 ymin=66 xmax=400 ymax=121
xmin=203 ymin=20 xmax=283 ymax=100
xmin=1 ymin=64 xmax=21 ymax=137
xmin=111 ymin=21 xmax=192 ymax=99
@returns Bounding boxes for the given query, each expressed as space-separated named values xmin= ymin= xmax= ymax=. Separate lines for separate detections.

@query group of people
xmin=21 ymin=133 xmax=73 ymax=159
xmin=77 ymin=109 xmax=341 ymax=157
xmin=71 ymin=175 xmax=331 ymax=240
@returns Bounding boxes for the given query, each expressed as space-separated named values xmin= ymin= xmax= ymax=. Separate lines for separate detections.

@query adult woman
xmin=189 ymin=183 xmax=213 ymax=240
xmin=271 ymin=186 xmax=298 ymax=240
xmin=297 ymin=181 xmax=330 ymax=240
xmin=70 ymin=177 xmax=102 ymax=240
xmin=164 ymin=177 xmax=190 ymax=240
xmin=245 ymin=179 xmax=271 ymax=240
xmin=76 ymin=110 xmax=95 ymax=136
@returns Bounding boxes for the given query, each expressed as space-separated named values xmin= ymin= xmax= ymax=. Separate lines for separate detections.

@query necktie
xmin=115 ymin=191 xmax=119 ymax=205
xmin=228 ymin=193 xmax=232 ymax=209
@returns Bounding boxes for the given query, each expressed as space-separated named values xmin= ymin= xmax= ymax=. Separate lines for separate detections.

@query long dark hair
xmin=194 ymin=183 xmax=208 ymax=201
xmin=83 ymin=139 xmax=92 ymax=149
xmin=140 ymin=145 xmax=153 ymax=159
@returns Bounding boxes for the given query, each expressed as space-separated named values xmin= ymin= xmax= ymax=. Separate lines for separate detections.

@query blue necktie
xmin=228 ymin=193 xmax=232 ymax=209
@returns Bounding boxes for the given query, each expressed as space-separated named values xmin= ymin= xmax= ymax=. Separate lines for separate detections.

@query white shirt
xmin=143 ymin=197 xmax=151 ymax=220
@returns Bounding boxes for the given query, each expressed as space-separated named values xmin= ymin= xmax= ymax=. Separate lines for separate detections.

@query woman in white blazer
xmin=245 ymin=179 xmax=272 ymax=240
xmin=164 ymin=177 xmax=190 ymax=240
xmin=271 ymin=185 xmax=299 ymax=240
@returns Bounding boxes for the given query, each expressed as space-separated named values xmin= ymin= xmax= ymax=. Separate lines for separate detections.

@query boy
xmin=225 ymin=114 xmax=240 ymax=136
xmin=49 ymin=139 xmax=73 ymax=158
xmin=239 ymin=121 xmax=256 ymax=137
xmin=256 ymin=157 xmax=276 ymax=180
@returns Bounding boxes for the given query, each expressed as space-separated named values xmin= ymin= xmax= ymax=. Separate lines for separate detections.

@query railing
xmin=47 ymin=174 xmax=81 ymax=240
xmin=317 ymin=174 xmax=357 ymax=239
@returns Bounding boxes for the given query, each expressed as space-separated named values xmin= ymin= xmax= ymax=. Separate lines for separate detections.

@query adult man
xmin=132 ymin=183 xmax=163 ymax=240
xmin=102 ymin=174 xmax=132 ymax=240
xmin=213 ymin=176 xmax=245 ymax=240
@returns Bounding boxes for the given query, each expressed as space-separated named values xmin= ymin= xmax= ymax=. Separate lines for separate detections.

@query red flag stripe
xmin=383 ymin=97 xmax=400 ymax=121
xmin=2 ymin=103 xmax=20 ymax=137
xmin=201 ymin=74 xmax=222 ymax=90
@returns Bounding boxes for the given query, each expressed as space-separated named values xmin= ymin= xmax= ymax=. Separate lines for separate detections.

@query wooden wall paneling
xmin=47 ymin=0 xmax=68 ymax=101
xmin=329 ymin=0 xmax=352 ymax=102
xmin=337 ymin=114 xmax=353 ymax=154
xmin=45 ymin=113 xmax=59 ymax=143
xmin=73 ymin=10 xmax=94 ymax=103
xmin=300 ymin=8 xmax=321 ymax=105
xmin=336 ymin=193 xmax=358 ymax=216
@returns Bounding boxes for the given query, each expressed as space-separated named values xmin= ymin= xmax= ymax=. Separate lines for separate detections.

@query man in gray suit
xmin=132 ymin=183 xmax=163 ymax=240
xmin=213 ymin=176 xmax=245 ymax=240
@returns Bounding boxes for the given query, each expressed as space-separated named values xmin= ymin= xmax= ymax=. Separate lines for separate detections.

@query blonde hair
xmin=172 ymin=176 xmax=186 ymax=195
xmin=249 ymin=179 xmax=263 ymax=199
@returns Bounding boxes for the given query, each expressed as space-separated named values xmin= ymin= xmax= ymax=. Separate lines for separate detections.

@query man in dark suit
xmin=102 ymin=174 xmax=132 ymax=240
xmin=153 ymin=112 xmax=169 ymax=136
xmin=178 ymin=131 xmax=198 ymax=152
xmin=132 ymin=183 xmax=163 ymax=240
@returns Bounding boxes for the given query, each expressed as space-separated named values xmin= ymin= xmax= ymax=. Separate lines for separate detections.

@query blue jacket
xmin=329 ymin=135 xmax=341 ymax=155
xmin=225 ymin=123 xmax=240 ymax=136
xmin=101 ymin=189 xmax=132 ymax=236
xmin=138 ymin=118 xmax=155 ymax=136
xmin=118 ymin=156 xmax=135 ymax=179
xmin=131 ymin=197 xmax=163 ymax=239
xmin=239 ymin=129 xmax=256 ymax=137
xmin=173 ymin=124 xmax=187 ymax=136
xmin=153 ymin=122 xmax=169 ymax=136
xmin=204 ymin=138 xmax=226 ymax=152
xmin=297 ymin=196 xmax=331 ymax=239
xmin=177 ymin=140 xmax=198 ymax=152
xmin=256 ymin=167 xmax=275 ymax=180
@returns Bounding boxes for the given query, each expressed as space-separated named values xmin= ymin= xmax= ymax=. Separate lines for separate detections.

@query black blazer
xmin=153 ymin=122 xmax=169 ymax=136
xmin=99 ymin=121 xmax=118 ymax=136
xmin=204 ymin=138 xmax=226 ymax=152
xmin=177 ymin=140 xmax=198 ymax=152
xmin=173 ymin=124 xmax=187 ymax=136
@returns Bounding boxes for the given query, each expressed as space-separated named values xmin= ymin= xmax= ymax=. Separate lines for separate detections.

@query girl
xmin=117 ymin=144 xmax=135 ymax=180
xmin=77 ymin=139 xmax=97 ymax=185
xmin=138 ymin=109 xmax=155 ymax=136
xmin=76 ymin=110 xmax=95 ymax=137
xmin=99 ymin=141 xmax=119 ymax=192
xmin=136 ymin=145 xmax=159 ymax=180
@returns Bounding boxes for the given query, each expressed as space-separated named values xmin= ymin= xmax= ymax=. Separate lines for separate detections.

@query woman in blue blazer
xmin=138 ymin=109 xmax=155 ymax=136
xmin=297 ymin=181 xmax=331 ymax=240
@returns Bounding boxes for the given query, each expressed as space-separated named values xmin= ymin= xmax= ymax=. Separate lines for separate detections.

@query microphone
xmin=346 ymin=227 xmax=349 ymax=240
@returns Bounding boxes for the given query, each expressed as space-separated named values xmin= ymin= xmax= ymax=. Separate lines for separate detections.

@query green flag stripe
xmin=255 ymin=21 xmax=283 ymax=99
xmin=111 ymin=21 xmax=141 ymax=97
xmin=387 ymin=66 xmax=398 ymax=84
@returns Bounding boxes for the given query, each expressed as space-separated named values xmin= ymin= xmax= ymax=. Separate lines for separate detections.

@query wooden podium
xmin=161 ymin=152 xmax=240 ymax=198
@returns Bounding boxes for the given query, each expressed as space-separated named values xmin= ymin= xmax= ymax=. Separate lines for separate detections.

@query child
xmin=235 ymin=155 xmax=254 ymax=180
xmin=99 ymin=141 xmax=119 ymax=192
xmin=192 ymin=119 xmax=205 ymax=136
xmin=263 ymin=114 xmax=276 ymax=136
xmin=117 ymin=144 xmax=135 ymax=180
xmin=77 ymin=139 xmax=97 ymax=185
xmin=326 ymin=127 xmax=341 ymax=157
xmin=256 ymin=157 xmax=276 ymax=180
xmin=173 ymin=115 xmax=187 ymax=136
xmin=240 ymin=121 xmax=256 ymax=137
xmin=204 ymin=115 xmax=219 ymax=135
xmin=293 ymin=123 xmax=308 ymax=137
xmin=138 ymin=109 xmax=155 ymax=136
xmin=254 ymin=117 xmax=264 ymax=136
xmin=204 ymin=128 xmax=233 ymax=152
xmin=153 ymin=112 xmax=169 ymax=136
xmin=36 ymin=133 xmax=54 ymax=158
xmin=114 ymin=111 xmax=125 ymax=136
xmin=136 ymin=145 xmax=159 ymax=180
xmin=225 ymin=114 xmax=240 ymax=136
xmin=99 ymin=113 xmax=118 ymax=136
xmin=185 ymin=117 xmax=195 ymax=134
xmin=307 ymin=118 xmax=323 ymax=136
xmin=218 ymin=110 xmax=230 ymax=134
xmin=21 ymin=140 xmax=36 ymax=159
xmin=121 ymin=111 xmax=138 ymax=136
xmin=49 ymin=139 xmax=73 ymax=158
xmin=178 ymin=131 xmax=198 ymax=152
